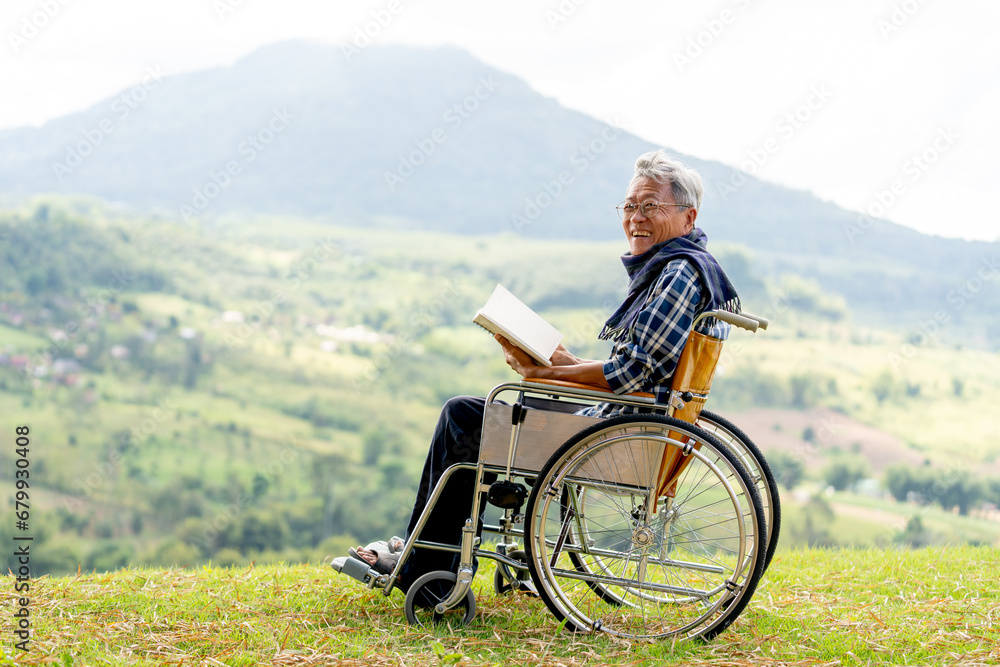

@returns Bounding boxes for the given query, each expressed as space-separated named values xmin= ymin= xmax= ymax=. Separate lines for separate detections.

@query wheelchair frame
xmin=369 ymin=309 xmax=778 ymax=640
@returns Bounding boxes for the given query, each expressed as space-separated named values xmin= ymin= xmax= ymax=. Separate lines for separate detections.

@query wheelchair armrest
xmin=523 ymin=377 xmax=655 ymax=399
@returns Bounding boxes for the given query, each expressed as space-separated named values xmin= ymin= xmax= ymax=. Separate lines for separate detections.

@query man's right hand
xmin=549 ymin=343 xmax=584 ymax=366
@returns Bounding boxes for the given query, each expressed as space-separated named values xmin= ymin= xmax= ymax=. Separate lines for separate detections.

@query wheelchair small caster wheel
xmin=493 ymin=550 xmax=536 ymax=596
xmin=404 ymin=571 xmax=476 ymax=626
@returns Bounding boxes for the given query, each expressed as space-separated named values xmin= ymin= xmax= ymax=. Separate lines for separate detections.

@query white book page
xmin=473 ymin=284 xmax=563 ymax=366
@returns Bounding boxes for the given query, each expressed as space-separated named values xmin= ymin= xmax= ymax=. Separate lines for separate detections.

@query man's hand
xmin=494 ymin=335 xmax=611 ymax=390
xmin=549 ymin=343 xmax=583 ymax=366
xmin=495 ymin=334 xmax=539 ymax=378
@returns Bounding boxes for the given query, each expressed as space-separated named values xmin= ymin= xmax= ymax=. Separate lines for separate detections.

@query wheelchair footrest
xmin=331 ymin=556 xmax=377 ymax=584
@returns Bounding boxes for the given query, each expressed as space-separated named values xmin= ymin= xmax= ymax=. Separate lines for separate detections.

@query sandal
xmin=351 ymin=536 xmax=404 ymax=557
xmin=347 ymin=536 xmax=404 ymax=574
xmin=331 ymin=536 xmax=406 ymax=581
xmin=348 ymin=548 xmax=399 ymax=575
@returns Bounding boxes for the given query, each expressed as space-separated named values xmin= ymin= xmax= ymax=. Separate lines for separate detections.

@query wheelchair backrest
xmin=656 ymin=328 xmax=725 ymax=500
xmin=667 ymin=329 xmax=725 ymax=424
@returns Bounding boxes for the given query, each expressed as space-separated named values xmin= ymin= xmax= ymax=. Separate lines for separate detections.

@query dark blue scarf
xmin=599 ymin=228 xmax=741 ymax=341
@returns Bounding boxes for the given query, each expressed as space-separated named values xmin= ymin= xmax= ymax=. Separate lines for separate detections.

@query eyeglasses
xmin=616 ymin=200 xmax=690 ymax=219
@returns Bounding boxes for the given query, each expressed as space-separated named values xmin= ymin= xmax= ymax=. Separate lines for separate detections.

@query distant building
xmin=52 ymin=359 xmax=81 ymax=376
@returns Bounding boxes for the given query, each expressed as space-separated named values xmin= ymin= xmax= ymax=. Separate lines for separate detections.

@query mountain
xmin=0 ymin=41 xmax=996 ymax=338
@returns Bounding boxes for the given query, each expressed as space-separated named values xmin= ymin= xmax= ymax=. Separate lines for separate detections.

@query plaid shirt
xmin=579 ymin=258 xmax=729 ymax=419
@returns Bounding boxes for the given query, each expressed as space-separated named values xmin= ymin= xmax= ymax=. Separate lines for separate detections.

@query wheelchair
xmin=340 ymin=309 xmax=780 ymax=641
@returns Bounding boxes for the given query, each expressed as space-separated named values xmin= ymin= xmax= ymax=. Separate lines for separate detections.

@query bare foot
xmin=354 ymin=546 xmax=378 ymax=567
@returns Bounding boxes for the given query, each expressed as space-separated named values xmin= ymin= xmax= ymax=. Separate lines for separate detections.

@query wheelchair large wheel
xmin=697 ymin=410 xmax=781 ymax=573
xmin=525 ymin=414 xmax=766 ymax=640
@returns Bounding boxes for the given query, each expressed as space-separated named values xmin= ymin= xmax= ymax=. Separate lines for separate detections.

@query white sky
xmin=1 ymin=0 xmax=998 ymax=241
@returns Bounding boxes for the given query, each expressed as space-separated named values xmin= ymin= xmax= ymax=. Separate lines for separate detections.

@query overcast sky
xmin=2 ymin=0 xmax=997 ymax=241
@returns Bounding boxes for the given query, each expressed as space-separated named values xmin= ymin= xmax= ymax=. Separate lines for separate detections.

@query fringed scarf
xmin=599 ymin=228 xmax=741 ymax=342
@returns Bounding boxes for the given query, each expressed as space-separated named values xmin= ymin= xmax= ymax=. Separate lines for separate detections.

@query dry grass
xmin=4 ymin=546 xmax=998 ymax=666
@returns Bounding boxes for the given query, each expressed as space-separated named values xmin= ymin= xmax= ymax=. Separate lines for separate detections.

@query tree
xmin=361 ymin=424 xmax=406 ymax=466
xmin=821 ymin=455 xmax=869 ymax=491
xmin=871 ymin=369 xmax=899 ymax=404
xmin=885 ymin=464 xmax=916 ymax=502
xmin=767 ymin=451 xmax=805 ymax=490
xmin=986 ymin=477 xmax=1000 ymax=505
xmin=932 ymin=470 xmax=982 ymax=516
xmin=894 ymin=515 xmax=932 ymax=547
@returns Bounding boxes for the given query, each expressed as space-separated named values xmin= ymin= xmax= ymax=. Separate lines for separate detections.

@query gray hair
xmin=630 ymin=149 xmax=704 ymax=211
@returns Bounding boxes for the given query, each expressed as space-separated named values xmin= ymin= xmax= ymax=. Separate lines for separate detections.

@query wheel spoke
xmin=525 ymin=414 xmax=766 ymax=640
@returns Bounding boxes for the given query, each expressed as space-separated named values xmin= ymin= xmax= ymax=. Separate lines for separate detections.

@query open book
xmin=473 ymin=284 xmax=563 ymax=367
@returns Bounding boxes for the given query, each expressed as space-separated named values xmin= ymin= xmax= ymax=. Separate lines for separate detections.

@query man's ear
xmin=684 ymin=206 xmax=698 ymax=232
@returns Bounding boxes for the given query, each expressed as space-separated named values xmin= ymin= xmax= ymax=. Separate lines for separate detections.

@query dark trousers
xmin=399 ymin=395 xmax=490 ymax=589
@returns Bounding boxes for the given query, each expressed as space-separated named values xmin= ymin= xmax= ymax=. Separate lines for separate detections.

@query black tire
xmin=403 ymin=571 xmax=476 ymax=627
xmin=698 ymin=410 xmax=781 ymax=573
xmin=524 ymin=414 xmax=766 ymax=641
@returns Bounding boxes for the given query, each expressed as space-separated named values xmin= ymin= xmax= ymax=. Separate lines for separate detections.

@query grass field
xmin=4 ymin=546 xmax=998 ymax=666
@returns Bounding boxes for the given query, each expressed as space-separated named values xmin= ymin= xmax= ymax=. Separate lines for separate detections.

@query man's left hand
xmin=495 ymin=334 xmax=540 ymax=378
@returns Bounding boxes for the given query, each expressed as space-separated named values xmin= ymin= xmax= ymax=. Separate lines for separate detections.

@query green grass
xmin=5 ymin=547 xmax=998 ymax=665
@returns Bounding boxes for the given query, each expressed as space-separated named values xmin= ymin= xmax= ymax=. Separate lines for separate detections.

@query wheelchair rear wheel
xmin=697 ymin=410 xmax=781 ymax=573
xmin=525 ymin=414 xmax=766 ymax=640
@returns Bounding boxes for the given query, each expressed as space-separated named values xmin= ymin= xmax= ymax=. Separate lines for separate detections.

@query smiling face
xmin=622 ymin=176 xmax=698 ymax=256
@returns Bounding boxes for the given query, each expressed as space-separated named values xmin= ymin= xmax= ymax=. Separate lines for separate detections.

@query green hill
xmin=1 ymin=200 xmax=999 ymax=578
xmin=0 ymin=42 xmax=996 ymax=337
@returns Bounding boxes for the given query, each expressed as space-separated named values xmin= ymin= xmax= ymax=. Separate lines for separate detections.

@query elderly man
xmin=343 ymin=149 xmax=739 ymax=590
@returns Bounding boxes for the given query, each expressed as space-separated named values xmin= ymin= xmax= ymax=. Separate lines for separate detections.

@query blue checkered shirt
xmin=578 ymin=258 xmax=729 ymax=419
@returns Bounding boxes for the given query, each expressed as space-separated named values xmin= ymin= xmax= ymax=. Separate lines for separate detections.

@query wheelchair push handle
xmin=698 ymin=309 xmax=762 ymax=333
xmin=740 ymin=312 xmax=769 ymax=330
